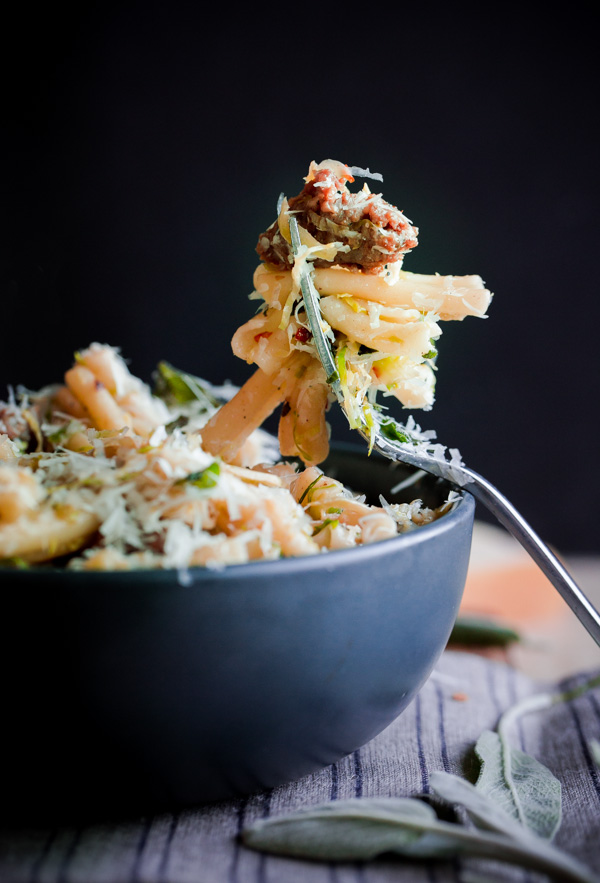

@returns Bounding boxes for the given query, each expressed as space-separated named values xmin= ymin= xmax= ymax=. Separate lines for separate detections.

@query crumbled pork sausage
xmin=256 ymin=162 xmax=418 ymax=273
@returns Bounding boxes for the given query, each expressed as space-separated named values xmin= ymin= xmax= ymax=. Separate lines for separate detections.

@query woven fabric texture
xmin=1 ymin=650 xmax=599 ymax=883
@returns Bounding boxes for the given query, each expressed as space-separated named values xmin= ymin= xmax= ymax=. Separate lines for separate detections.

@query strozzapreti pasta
xmin=0 ymin=345 xmax=453 ymax=570
xmin=200 ymin=160 xmax=491 ymax=465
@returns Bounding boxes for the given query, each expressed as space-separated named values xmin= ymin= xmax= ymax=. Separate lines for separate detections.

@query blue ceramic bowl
xmin=0 ymin=445 xmax=474 ymax=823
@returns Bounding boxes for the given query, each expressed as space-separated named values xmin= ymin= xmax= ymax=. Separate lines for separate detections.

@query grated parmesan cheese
xmin=0 ymin=345 xmax=455 ymax=571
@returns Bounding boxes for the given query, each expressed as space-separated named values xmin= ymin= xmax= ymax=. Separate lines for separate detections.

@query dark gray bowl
xmin=0 ymin=446 xmax=474 ymax=824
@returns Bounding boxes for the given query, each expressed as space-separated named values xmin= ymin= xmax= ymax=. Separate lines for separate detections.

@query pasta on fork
xmin=201 ymin=160 xmax=491 ymax=465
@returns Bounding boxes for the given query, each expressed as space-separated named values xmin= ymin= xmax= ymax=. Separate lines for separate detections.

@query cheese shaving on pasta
xmin=202 ymin=160 xmax=492 ymax=467
xmin=0 ymin=344 xmax=451 ymax=571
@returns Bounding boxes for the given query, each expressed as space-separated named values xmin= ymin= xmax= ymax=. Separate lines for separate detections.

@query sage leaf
xmin=474 ymin=729 xmax=561 ymax=840
xmin=379 ymin=418 xmax=412 ymax=445
xmin=432 ymin=770 xmax=547 ymax=843
xmin=244 ymin=798 xmax=438 ymax=861
xmin=175 ymin=461 xmax=221 ymax=490
xmin=154 ymin=361 xmax=220 ymax=408
xmin=242 ymin=796 xmax=599 ymax=882
xmin=429 ymin=772 xmax=597 ymax=882
xmin=448 ymin=616 xmax=520 ymax=647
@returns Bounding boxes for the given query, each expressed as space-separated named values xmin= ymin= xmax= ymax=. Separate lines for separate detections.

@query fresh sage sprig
xmin=242 ymin=673 xmax=600 ymax=882
xmin=473 ymin=730 xmax=561 ymax=840
xmin=242 ymin=791 xmax=595 ymax=882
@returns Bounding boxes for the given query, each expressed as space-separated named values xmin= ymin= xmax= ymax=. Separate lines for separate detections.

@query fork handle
xmin=462 ymin=465 xmax=600 ymax=648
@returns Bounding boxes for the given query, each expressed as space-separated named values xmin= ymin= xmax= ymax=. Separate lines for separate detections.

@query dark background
xmin=2 ymin=5 xmax=599 ymax=552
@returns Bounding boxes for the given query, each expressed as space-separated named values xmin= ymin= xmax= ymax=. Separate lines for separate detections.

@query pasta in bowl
xmin=0 ymin=343 xmax=459 ymax=571
xmin=0 ymin=346 xmax=474 ymax=821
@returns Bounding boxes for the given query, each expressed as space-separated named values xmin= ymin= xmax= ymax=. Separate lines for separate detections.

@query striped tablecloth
xmin=1 ymin=649 xmax=599 ymax=883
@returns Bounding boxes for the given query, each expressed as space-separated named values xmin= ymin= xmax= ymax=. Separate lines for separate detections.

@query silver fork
xmin=289 ymin=216 xmax=600 ymax=647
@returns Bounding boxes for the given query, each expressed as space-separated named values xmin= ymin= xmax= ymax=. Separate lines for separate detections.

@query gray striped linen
xmin=1 ymin=650 xmax=599 ymax=883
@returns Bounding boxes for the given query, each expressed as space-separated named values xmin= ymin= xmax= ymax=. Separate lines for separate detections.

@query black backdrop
xmin=2 ymin=5 xmax=599 ymax=552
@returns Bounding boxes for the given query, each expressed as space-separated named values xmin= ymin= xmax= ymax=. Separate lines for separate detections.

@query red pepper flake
xmin=254 ymin=331 xmax=272 ymax=343
xmin=294 ymin=327 xmax=311 ymax=343
xmin=451 ymin=692 xmax=469 ymax=702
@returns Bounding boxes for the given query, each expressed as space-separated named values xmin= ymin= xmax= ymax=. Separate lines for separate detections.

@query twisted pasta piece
xmin=0 ymin=342 xmax=454 ymax=569
xmin=204 ymin=160 xmax=492 ymax=466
